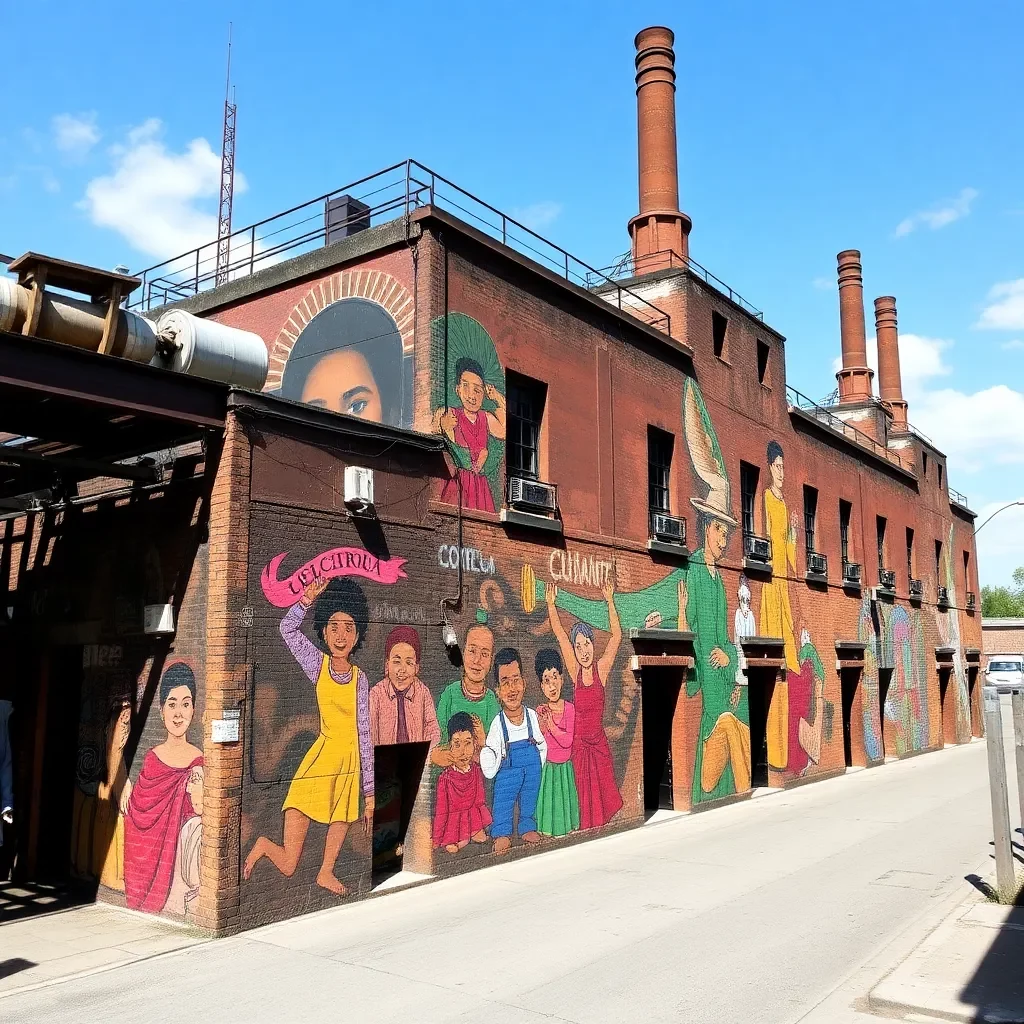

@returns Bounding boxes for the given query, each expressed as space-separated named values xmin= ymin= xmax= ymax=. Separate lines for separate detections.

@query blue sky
xmin=3 ymin=0 xmax=1023 ymax=585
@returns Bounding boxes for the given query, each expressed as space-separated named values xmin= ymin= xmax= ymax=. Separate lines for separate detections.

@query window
xmin=963 ymin=550 xmax=971 ymax=594
xmin=906 ymin=527 xmax=915 ymax=582
xmin=740 ymin=461 xmax=760 ymax=538
xmin=876 ymin=515 xmax=887 ymax=575
xmin=712 ymin=311 xmax=728 ymax=359
xmin=756 ymin=339 xmax=770 ymax=385
xmin=803 ymin=485 xmax=818 ymax=558
xmin=647 ymin=427 xmax=674 ymax=513
xmin=938 ymin=463 xmax=944 ymax=489
xmin=934 ymin=538 xmax=943 ymax=582
xmin=506 ymin=372 xmax=546 ymax=480
xmin=840 ymin=499 xmax=852 ymax=565
xmin=922 ymin=452 xmax=929 ymax=478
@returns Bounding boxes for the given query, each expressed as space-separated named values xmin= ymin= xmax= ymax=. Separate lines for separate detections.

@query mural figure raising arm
xmin=244 ymin=577 xmax=374 ymax=898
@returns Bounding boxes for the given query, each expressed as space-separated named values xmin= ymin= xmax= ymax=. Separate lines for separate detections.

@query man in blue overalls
xmin=480 ymin=648 xmax=547 ymax=855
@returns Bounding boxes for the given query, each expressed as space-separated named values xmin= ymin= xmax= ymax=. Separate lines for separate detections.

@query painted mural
xmin=268 ymin=270 xmax=415 ymax=428
xmin=937 ymin=523 xmax=971 ymax=743
xmin=431 ymin=313 xmax=506 ymax=512
xmin=71 ymin=658 xmax=204 ymax=920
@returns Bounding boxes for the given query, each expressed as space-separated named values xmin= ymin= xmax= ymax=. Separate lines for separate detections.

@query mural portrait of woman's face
xmin=280 ymin=297 xmax=406 ymax=427
xmin=162 ymin=685 xmax=195 ymax=740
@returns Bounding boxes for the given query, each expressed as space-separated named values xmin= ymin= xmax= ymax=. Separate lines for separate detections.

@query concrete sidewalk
xmin=0 ymin=901 xmax=206 ymax=998
xmin=869 ymin=889 xmax=1024 ymax=1023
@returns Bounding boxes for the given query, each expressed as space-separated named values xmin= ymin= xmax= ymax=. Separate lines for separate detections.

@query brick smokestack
xmin=874 ymin=295 xmax=908 ymax=430
xmin=628 ymin=26 xmax=692 ymax=273
xmin=835 ymin=249 xmax=874 ymax=402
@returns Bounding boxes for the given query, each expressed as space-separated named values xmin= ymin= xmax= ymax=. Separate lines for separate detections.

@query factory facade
xmin=0 ymin=27 xmax=981 ymax=935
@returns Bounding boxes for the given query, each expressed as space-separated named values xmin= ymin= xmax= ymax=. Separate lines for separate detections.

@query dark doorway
xmin=877 ymin=667 xmax=893 ymax=757
xmin=32 ymin=646 xmax=85 ymax=883
xmin=967 ymin=666 xmax=981 ymax=737
xmin=938 ymin=667 xmax=952 ymax=745
xmin=641 ymin=668 xmax=683 ymax=812
xmin=747 ymin=668 xmax=775 ymax=788
xmin=840 ymin=668 xmax=860 ymax=768
xmin=372 ymin=742 xmax=429 ymax=883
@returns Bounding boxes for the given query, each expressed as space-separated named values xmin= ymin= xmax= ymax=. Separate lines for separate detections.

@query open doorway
xmin=967 ymin=666 xmax=981 ymax=737
xmin=640 ymin=668 xmax=683 ymax=813
xmin=747 ymin=668 xmax=775 ymax=788
xmin=877 ymin=667 xmax=893 ymax=758
xmin=372 ymin=742 xmax=429 ymax=885
xmin=840 ymin=667 xmax=860 ymax=768
xmin=938 ymin=667 xmax=953 ymax=745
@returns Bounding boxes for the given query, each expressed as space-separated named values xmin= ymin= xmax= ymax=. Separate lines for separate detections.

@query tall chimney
xmin=874 ymin=295 xmax=908 ymax=430
xmin=628 ymin=26 xmax=691 ymax=273
xmin=835 ymin=249 xmax=874 ymax=402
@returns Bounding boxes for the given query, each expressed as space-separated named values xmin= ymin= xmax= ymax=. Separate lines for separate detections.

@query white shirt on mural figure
xmin=480 ymin=710 xmax=548 ymax=780
xmin=734 ymin=575 xmax=756 ymax=686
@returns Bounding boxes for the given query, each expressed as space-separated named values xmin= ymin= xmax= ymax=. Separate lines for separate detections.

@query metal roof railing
xmin=786 ymin=386 xmax=908 ymax=470
xmin=127 ymin=160 xmax=671 ymax=334
xmin=948 ymin=487 xmax=970 ymax=508
xmin=587 ymin=250 xmax=764 ymax=321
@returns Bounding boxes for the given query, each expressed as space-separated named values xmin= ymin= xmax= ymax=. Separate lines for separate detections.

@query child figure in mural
xmin=789 ymin=627 xmax=829 ymax=774
xmin=432 ymin=613 xmax=501 ymax=767
xmin=480 ymin=649 xmax=547 ymax=854
xmin=545 ymin=582 xmax=623 ymax=829
xmin=123 ymin=663 xmax=204 ymax=916
xmin=369 ymin=626 xmax=441 ymax=747
xmin=434 ymin=357 xmax=506 ymax=512
xmin=243 ymin=577 xmax=374 ymax=897
xmin=733 ymin=575 xmax=757 ymax=689
xmin=534 ymin=649 xmax=580 ymax=838
xmin=759 ymin=440 xmax=801 ymax=772
xmin=432 ymin=712 xmax=492 ymax=854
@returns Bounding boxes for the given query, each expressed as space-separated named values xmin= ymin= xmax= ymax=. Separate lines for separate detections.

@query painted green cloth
xmin=436 ymin=681 xmax=501 ymax=742
xmin=550 ymin=569 xmax=687 ymax=632
xmin=684 ymin=551 xmax=747 ymax=805
xmin=535 ymin=760 xmax=581 ymax=837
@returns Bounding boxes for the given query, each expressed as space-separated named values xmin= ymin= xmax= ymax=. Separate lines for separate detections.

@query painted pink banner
xmin=260 ymin=547 xmax=408 ymax=608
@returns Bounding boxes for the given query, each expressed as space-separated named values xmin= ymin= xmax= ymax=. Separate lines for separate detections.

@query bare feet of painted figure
xmin=521 ymin=831 xmax=541 ymax=844
xmin=494 ymin=836 xmax=512 ymax=855
xmin=471 ymin=829 xmax=488 ymax=843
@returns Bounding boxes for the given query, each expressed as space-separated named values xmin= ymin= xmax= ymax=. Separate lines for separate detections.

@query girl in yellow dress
xmin=759 ymin=440 xmax=801 ymax=772
xmin=244 ymin=577 xmax=375 ymax=896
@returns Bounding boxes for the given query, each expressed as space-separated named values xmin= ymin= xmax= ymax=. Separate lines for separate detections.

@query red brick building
xmin=0 ymin=26 xmax=981 ymax=934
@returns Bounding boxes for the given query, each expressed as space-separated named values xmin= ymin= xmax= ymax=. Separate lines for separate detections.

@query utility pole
xmin=215 ymin=24 xmax=236 ymax=287
xmin=983 ymin=685 xmax=1017 ymax=902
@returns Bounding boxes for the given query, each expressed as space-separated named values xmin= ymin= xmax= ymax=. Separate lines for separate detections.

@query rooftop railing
xmin=587 ymin=250 xmax=764 ymax=321
xmin=948 ymin=487 xmax=970 ymax=508
xmin=127 ymin=159 xmax=671 ymax=334
xmin=786 ymin=386 xmax=908 ymax=470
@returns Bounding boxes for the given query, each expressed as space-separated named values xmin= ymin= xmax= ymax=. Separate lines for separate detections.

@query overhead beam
xmin=0 ymin=446 xmax=159 ymax=483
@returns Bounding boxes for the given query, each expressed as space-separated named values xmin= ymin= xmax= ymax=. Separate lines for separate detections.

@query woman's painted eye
xmin=348 ymin=399 xmax=369 ymax=416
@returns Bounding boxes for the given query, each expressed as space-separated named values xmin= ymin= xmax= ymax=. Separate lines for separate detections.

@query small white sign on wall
xmin=211 ymin=709 xmax=241 ymax=744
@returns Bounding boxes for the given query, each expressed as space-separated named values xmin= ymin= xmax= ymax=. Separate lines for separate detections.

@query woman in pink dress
xmin=544 ymin=582 xmax=623 ymax=829
xmin=434 ymin=357 xmax=506 ymax=512
xmin=432 ymin=712 xmax=491 ymax=853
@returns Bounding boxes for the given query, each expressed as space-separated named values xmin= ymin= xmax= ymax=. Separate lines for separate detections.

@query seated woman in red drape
xmin=123 ymin=662 xmax=204 ymax=916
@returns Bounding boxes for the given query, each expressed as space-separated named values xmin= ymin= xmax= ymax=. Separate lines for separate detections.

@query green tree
xmin=982 ymin=566 xmax=1024 ymax=616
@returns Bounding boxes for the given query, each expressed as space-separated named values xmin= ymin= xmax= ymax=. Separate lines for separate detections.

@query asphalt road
xmin=2 ymin=736 xmax=1001 ymax=1024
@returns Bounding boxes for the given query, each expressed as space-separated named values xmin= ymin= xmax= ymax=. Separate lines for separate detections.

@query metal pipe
xmin=983 ymin=685 xmax=1016 ymax=902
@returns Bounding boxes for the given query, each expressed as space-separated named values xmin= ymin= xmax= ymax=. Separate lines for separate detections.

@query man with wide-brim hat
xmin=679 ymin=486 xmax=751 ymax=806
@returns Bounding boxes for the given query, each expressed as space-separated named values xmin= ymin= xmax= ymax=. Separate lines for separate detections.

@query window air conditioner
xmin=649 ymin=511 xmax=686 ymax=546
xmin=909 ymin=578 xmax=924 ymax=598
xmin=843 ymin=561 xmax=862 ymax=585
xmin=508 ymin=476 xmax=557 ymax=512
xmin=343 ymin=465 xmax=374 ymax=513
xmin=807 ymin=551 xmax=828 ymax=576
xmin=879 ymin=568 xmax=896 ymax=590
xmin=744 ymin=534 xmax=772 ymax=563
xmin=937 ymin=586 xmax=950 ymax=606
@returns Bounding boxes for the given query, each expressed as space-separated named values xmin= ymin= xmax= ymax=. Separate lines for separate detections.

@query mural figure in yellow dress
xmin=759 ymin=440 xmax=800 ymax=772
xmin=244 ymin=576 xmax=375 ymax=896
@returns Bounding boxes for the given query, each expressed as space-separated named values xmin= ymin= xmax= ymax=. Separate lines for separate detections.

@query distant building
xmin=982 ymin=618 xmax=1024 ymax=656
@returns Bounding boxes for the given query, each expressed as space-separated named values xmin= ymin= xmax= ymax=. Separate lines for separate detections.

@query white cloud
xmin=52 ymin=112 xmax=100 ymax=157
xmin=976 ymin=279 xmax=1024 ymax=330
xmin=1001 ymin=338 xmax=1024 ymax=351
xmin=830 ymin=332 xmax=952 ymax=399
xmin=510 ymin=200 xmax=563 ymax=232
xmin=894 ymin=187 xmax=978 ymax=238
xmin=811 ymin=276 xmax=832 ymax=291
xmin=80 ymin=119 xmax=246 ymax=262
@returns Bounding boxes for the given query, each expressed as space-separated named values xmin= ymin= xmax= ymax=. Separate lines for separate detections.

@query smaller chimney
xmin=628 ymin=26 xmax=691 ymax=273
xmin=835 ymin=249 xmax=874 ymax=402
xmin=874 ymin=295 xmax=908 ymax=431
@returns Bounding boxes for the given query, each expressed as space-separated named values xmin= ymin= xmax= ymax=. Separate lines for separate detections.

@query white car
xmin=985 ymin=657 xmax=1024 ymax=694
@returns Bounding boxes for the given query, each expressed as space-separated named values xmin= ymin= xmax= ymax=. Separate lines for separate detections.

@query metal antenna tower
xmin=215 ymin=24 xmax=236 ymax=286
